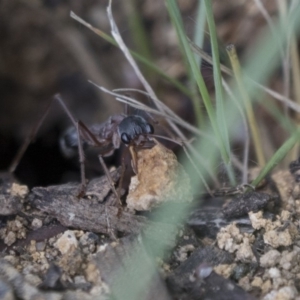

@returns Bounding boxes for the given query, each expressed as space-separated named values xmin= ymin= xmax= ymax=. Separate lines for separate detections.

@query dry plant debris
xmin=127 ymin=143 xmax=192 ymax=211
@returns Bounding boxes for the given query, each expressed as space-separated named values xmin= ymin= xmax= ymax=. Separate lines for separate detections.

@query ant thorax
xmin=117 ymin=115 xmax=154 ymax=146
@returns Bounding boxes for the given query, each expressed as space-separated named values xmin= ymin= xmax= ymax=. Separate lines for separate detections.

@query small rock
xmin=36 ymin=241 xmax=46 ymax=252
xmin=79 ymin=232 xmax=99 ymax=247
xmin=58 ymin=249 xmax=82 ymax=276
xmin=28 ymin=240 xmax=36 ymax=254
xmin=264 ymin=229 xmax=292 ymax=248
xmin=31 ymin=218 xmax=43 ymax=229
xmin=217 ymin=223 xmax=243 ymax=253
xmin=10 ymin=183 xmax=29 ymax=198
xmin=214 ymin=264 xmax=236 ymax=278
xmin=235 ymin=237 xmax=255 ymax=263
xmin=268 ymin=267 xmax=281 ymax=279
xmin=264 ymin=286 xmax=297 ymax=300
xmin=175 ymin=244 xmax=195 ymax=262
xmin=260 ymin=250 xmax=281 ymax=268
xmin=55 ymin=230 xmax=78 ymax=254
xmin=251 ymin=276 xmax=263 ymax=288
xmin=249 ymin=211 xmax=267 ymax=229
xmin=238 ymin=276 xmax=252 ymax=292
xmin=261 ymin=279 xmax=272 ymax=295
xmin=85 ymin=262 xmax=101 ymax=284
xmin=196 ymin=263 xmax=213 ymax=279
xmin=279 ymin=251 xmax=293 ymax=271
xmin=4 ymin=232 xmax=16 ymax=246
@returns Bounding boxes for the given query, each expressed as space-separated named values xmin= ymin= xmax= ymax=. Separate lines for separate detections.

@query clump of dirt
xmin=127 ymin=143 xmax=192 ymax=210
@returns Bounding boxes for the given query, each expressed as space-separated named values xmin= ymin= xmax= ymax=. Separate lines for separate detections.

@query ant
xmin=8 ymin=94 xmax=158 ymax=201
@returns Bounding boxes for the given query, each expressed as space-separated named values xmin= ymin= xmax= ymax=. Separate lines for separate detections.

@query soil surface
xmin=1 ymin=156 xmax=300 ymax=300
xmin=0 ymin=1 xmax=297 ymax=300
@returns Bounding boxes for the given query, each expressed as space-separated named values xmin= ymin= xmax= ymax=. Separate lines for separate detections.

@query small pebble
xmin=4 ymin=231 xmax=16 ymax=246
xmin=31 ymin=218 xmax=43 ymax=229
xmin=55 ymin=230 xmax=78 ymax=254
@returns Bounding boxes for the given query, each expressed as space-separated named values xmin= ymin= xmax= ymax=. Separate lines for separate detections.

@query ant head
xmin=118 ymin=115 xmax=154 ymax=146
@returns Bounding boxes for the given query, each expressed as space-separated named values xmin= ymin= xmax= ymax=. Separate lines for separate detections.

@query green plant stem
xmin=204 ymin=0 xmax=234 ymax=184
xmin=128 ymin=0 xmax=153 ymax=79
xmin=251 ymin=130 xmax=300 ymax=187
xmin=193 ymin=0 xmax=206 ymax=66
xmin=166 ymin=0 xmax=231 ymax=167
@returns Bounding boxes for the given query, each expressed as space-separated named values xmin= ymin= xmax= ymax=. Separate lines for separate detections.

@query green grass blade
xmin=165 ymin=0 xmax=231 ymax=164
xmin=128 ymin=0 xmax=152 ymax=61
xmin=193 ymin=1 xmax=206 ymax=67
xmin=204 ymin=0 xmax=230 ymax=156
xmin=251 ymin=130 xmax=300 ymax=187
xmin=128 ymin=0 xmax=153 ymax=79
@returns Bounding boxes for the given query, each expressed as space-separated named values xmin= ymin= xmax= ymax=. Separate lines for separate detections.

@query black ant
xmin=9 ymin=94 xmax=159 ymax=200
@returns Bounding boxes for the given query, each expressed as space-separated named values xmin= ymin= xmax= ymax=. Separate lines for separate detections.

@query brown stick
xmin=29 ymin=175 xmax=177 ymax=246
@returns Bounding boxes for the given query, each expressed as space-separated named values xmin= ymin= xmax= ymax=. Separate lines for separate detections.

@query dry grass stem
xmin=222 ymin=79 xmax=250 ymax=184
xmin=226 ymin=44 xmax=266 ymax=167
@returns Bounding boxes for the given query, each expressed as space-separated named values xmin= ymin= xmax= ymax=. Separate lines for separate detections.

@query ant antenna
xmin=8 ymin=98 xmax=54 ymax=173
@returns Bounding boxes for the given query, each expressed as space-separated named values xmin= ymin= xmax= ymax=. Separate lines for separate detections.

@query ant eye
xmin=146 ymin=124 xmax=154 ymax=134
xmin=121 ymin=133 xmax=131 ymax=144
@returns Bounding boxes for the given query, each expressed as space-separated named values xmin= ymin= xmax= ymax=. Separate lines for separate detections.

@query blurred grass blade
xmin=189 ymin=39 xmax=300 ymax=113
xmin=226 ymin=44 xmax=266 ymax=167
xmin=204 ymin=0 xmax=229 ymax=152
xmin=193 ymin=1 xmax=206 ymax=68
xmin=128 ymin=0 xmax=154 ymax=79
xmin=70 ymin=11 xmax=191 ymax=97
xmin=128 ymin=0 xmax=152 ymax=61
xmin=251 ymin=130 xmax=300 ymax=187
xmin=204 ymin=0 xmax=234 ymax=182
xmin=191 ymin=0 xmax=207 ymax=127
xmin=165 ymin=0 xmax=231 ymax=165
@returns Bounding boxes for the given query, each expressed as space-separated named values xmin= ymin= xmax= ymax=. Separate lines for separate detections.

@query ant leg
xmin=75 ymin=121 xmax=87 ymax=198
xmin=53 ymin=95 xmax=89 ymax=197
xmin=54 ymin=94 xmax=78 ymax=127
xmin=9 ymin=93 xmax=79 ymax=175
xmin=56 ymin=94 xmax=123 ymax=201
xmin=129 ymin=145 xmax=138 ymax=174
xmin=8 ymin=98 xmax=54 ymax=173
xmin=71 ymin=119 xmax=122 ymax=203
xmin=118 ymin=151 xmax=127 ymax=199
xmin=98 ymin=155 xmax=121 ymax=205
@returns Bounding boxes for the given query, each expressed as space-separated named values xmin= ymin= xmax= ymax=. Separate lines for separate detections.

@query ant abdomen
xmin=59 ymin=126 xmax=84 ymax=158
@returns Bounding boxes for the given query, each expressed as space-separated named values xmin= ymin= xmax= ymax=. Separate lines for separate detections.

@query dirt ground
xmin=1 ymin=1 xmax=299 ymax=299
